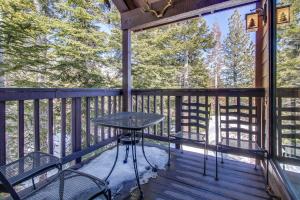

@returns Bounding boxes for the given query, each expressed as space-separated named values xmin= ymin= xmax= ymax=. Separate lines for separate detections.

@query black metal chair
xmin=0 ymin=152 xmax=61 ymax=194
xmin=170 ymin=97 xmax=211 ymax=175
xmin=216 ymin=101 xmax=269 ymax=188
xmin=0 ymin=152 xmax=111 ymax=200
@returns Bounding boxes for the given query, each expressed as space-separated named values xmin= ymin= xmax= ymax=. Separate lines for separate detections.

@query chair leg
xmin=203 ymin=143 xmax=207 ymax=176
xmin=123 ymin=145 xmax=129 ymax=164
xmin=32 ymin=177 xmax=36 ymax=190
xmin=215 ymin=146 xmax=218 ymax=181
xmin=221 ymin=152 xmax=224 ymax=163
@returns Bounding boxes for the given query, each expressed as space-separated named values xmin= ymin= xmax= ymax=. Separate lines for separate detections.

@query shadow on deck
xmin=128 ymin=149 xmax=270 ymax=200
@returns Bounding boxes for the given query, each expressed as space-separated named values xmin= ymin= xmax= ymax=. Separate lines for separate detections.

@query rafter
xmin=121 ymin=0 xmax=258 ymax=31
xmin=112 ymin=0 xmax=129 ymax=12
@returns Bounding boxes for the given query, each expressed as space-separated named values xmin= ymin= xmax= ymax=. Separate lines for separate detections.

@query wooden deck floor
xmin=128 ymin=149 xmax=270 ymax=200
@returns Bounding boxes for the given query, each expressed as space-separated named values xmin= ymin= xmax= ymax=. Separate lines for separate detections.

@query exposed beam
xmin=112 ymin=0 xmax=129 ymax=12
xmin=121 ymin=0 xmax=258 ymax=31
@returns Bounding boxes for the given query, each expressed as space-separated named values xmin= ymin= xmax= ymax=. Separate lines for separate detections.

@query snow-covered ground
xmin=79 ymin=145 xmax=168 ymax=190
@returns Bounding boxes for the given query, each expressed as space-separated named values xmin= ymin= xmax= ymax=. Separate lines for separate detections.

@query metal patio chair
xmin=0 ymin=152 xmax=61 ymax=194
xmin=170 ymin=97 xmax=211 ymax=175
xmin=0 ymin=152 xmax=111 ymax=200
xmin=215 ymin=101 xmax=269 ymax=188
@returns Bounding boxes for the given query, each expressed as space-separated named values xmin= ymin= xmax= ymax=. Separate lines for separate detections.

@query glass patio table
xmin=94 ymin=112 xmax=165 ymax=199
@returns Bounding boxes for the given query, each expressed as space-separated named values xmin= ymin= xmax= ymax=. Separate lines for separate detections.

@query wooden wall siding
xmin=132 ymin=88 xmax=265 ymax=150
xmin=0 ymin=88 xmax=122 ymax=166
xmin=255 ymin=0 xmax=270 ymax=151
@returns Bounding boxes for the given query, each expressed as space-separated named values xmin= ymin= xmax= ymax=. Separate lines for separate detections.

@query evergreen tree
xmin=221 ymin=10 xmax=255 ymax=88
xmin=132 ymin=17 xmax=214 ymax=89
xmin=277 ymin=0 xmax=300 ymax=87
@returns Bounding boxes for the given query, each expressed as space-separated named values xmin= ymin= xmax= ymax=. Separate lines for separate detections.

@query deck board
xmin=127 ymin=149 xmax=270 ymax=200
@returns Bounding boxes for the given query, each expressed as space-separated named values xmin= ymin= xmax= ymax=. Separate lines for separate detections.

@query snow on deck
xmin=79 ymin=145 xmax=168 ymax=190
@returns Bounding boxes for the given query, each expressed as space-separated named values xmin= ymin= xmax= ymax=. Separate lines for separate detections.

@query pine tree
xmin=277 ymin=0 xmax=300 ymax=87
xmin=221 ymin=10 xmax=255 ymax=88
xmin=132 ymin=17 xmax=214 ymax=89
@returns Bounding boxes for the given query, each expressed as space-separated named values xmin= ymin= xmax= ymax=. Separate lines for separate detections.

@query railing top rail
xmin=0 ymin=88 xmax=123 ymax=101
xmin=132 ymin=88 xmax=265 ymax=97
xmin=276 ymin=88 xmax=300 ymax=98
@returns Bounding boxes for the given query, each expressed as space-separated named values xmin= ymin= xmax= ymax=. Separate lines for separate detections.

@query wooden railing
xmin=276 ymin=88 xmax=300 ymax=164
xmin=131 ymin=88 xmax=265 ymax=150
xmin=0 ymin=88 xmax=266 ymax=167
xmin=0 ymin=88 xmax=123 ymax=166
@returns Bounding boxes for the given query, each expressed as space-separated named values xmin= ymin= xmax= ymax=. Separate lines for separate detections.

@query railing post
xmin=175 ymin=96 xmax=182 ymax=149
xmin=34 ymin=99 xmax=40 ymax=151
xmin=48 ymin=99 xmax=54 ymax=154
xmin=18 ymin=100 xmax=24 ymax=158
xmin=122 ymin=29 xmax=132 ymax=112
xmin=72 ymin=97 xmax=82 ymax=163
xmin=0 ymin=101 xmax=5 ymax=166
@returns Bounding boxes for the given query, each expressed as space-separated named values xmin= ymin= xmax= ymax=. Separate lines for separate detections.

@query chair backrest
xmin=219 ymin=98 xmax=259 ymax=144
xmin=180 ymin=96 xmax=211 ymax=141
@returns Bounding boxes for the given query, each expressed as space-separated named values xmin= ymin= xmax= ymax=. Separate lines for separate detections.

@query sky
xmin=203 ymin=4 xmax=257 ymax=42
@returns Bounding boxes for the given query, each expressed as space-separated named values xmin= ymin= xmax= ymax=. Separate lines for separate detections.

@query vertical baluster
xmin=226 ymin=96 xmax=229 ymax=140
xmin=94 ymin=97 xmax=99 ymax=144
xmin=18 ymin=100 xmax=24 ymax=158
xmin=34 ymin=99 xmax=40 ymax=151
xmin=141 ymin=96 xmax=144 ymax=134
xmin=135 ymin=95 xmax=138 ymax=112
xmin=108 ymin=96 xmax=112 ymax=137
xmin=0 ymin=101 xmax=6 ymax=165
xmin=205 ymin=96 xmax=209 ymax=145
xmin=154 ymin=95 xmax=157 ymax=135
xmin=257 ymin=97 xmax=263 ymax=149
xmin=113 ymin=96 xmax=117 ymax=137
xmin=48 ymin=99 xmax=54 ymax=154
xmin=147 ymin=95 xmax=150 ymax=134
xmin=237 ymin=96 xmax=241 ymax=143
xmin=61 ymin=98 xmax=66 ymax=158
xmin=215 ymin=96 xmax=219 ymax=180
xmin=101 ymin=96 xmax=105 ymax=140
xmin=160 ymin=95 xmax=164 ymax=136
xmin=188 ymin=96 xmax=191 ymax=139
xmin=175 ymin=96 xmax=182 ymax=149
xmin=215 ymin=96 xmax=219 ymax=142
xmin=118 ymin=95 xmax=122 ymax=112
xmin=249 ymin=97 xmax=253 ymax=143
xmin=167 ymin=96 xmax=171 ymax=140
xmin=86 ymin=97 xmax=91 ymax=147
xmin=196 ymin=96 xmax=200 ymax=141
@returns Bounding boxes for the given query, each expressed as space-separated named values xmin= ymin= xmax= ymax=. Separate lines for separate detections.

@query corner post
xmin=122 ymin=29 xmax=132 ymax=112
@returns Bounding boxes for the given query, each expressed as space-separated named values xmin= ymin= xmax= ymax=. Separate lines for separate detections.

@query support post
xmin=122 ymin=29 xmax=132 ymax=112
xmin=175 ymin=96 xmax=182 ymax=149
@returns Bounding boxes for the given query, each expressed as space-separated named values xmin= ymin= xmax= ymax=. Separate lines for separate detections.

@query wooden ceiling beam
xmin=112 ymin=0 xmax=129 ymax=12
xmin=121 ymin=0 xmax=258 ymax=31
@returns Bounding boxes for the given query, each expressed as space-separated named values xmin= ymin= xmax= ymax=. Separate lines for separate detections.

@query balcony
xmin=0 ymin=0 xmax=299 ymax=199
xmin=0 ymin=87 xmax=271 ymax=199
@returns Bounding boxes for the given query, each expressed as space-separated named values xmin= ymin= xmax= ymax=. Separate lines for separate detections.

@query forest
xmin=0 ymin=0 xmax=258 ymax=89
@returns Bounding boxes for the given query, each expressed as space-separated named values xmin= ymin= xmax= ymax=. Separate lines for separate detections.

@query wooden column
xmin=122 ymin=29 xmax=132 ymax=112
xmin=255 ymin=0 xmax=264 ymax=88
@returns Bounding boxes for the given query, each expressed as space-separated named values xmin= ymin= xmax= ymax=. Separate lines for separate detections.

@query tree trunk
xmin=181 ymin=50 xmax=189 ymax=88
xmin=0 ymin=49 xmax=5 ymax=87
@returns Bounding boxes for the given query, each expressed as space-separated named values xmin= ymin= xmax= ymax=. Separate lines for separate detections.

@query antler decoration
xmin=144 ymin=0 xmax=173 ymax=18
